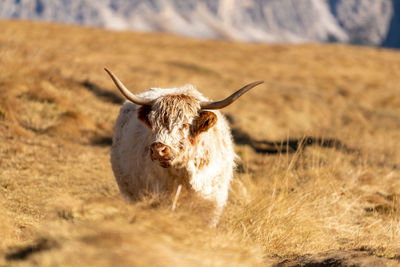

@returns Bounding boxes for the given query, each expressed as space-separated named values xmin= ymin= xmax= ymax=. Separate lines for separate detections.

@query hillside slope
xmin=0 ymin=0 xmax=398 ymax=47
xmin=0 ymin=21 xmax=400 ymax=266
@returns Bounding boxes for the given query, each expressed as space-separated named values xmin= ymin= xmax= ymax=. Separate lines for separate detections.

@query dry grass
xmin=0 ymin=20 xmax=399 ymax=266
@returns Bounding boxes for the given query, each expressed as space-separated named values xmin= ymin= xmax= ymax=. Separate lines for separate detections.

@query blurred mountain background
xmin=0 ymin=0 xmax=399 ymax=48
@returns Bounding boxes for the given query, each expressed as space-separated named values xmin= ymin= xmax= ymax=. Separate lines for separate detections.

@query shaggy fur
xmin=111 ymin=85 xmax=236 ymax=224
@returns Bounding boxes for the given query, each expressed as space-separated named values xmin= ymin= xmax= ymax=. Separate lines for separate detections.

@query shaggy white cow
xmin=105 ymin=68 xmax=262 ymax=224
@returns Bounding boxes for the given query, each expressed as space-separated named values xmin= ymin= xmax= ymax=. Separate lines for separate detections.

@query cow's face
xmin=137 ymin=94 xmax=217 ymax=168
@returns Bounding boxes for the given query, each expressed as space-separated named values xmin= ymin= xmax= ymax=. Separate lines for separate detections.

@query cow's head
xmin=105 ymin=68 xmax=263 ymax=169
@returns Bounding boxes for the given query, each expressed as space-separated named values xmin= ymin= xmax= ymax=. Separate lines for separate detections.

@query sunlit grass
xmin=0 ymin=20 xmax=399 ymax=266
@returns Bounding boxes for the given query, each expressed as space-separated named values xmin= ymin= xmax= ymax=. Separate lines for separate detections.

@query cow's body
xmin=111 ymin=85 xmax=236 ymax=222
xmin=105 ymin=68 xmax=262 ymax=225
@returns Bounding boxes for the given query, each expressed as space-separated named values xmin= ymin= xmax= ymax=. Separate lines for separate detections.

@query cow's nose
xmin=150 ymin=142 xmax=171 ymax=158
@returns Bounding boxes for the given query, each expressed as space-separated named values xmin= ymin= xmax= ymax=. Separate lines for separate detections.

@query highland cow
xmin=105 ymin=68 xmax=262 ymax=225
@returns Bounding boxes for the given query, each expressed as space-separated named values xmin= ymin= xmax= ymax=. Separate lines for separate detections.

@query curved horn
xmin=200 ymin=81 xmax=264 ymax=110
xmin=104 ymin=68 xmax=153 ymax=106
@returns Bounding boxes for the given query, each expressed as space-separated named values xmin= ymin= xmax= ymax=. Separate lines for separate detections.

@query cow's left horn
xmin=200 ymin=81 xmax=263 ymax=110
xmin=104 ymin=68 xmax=154 ymax=106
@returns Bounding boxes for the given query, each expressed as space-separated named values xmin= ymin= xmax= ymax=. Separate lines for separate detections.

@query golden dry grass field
xmin=0 ymin=20 xmax=400 ymax=266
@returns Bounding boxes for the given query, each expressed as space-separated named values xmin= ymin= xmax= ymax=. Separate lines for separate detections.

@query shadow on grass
xmin=5 ymin=238 xmax=58 ymax=261
xmin=231 ymin=127 xmax=357 ymax=155
xmin=81 ymin=80 xmax=124 ymax=104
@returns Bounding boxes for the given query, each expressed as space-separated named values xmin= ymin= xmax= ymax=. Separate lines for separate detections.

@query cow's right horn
xmin=104 ymin=68 xmax=154 ymax=106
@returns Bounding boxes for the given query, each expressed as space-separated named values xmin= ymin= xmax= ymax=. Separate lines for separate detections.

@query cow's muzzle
xmin=150 ymin=142 xmax=174 ymax=168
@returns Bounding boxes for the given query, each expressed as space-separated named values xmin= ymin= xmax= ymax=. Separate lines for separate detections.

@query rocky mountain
xmin=0 ymin=0 xmax=398 ymax=48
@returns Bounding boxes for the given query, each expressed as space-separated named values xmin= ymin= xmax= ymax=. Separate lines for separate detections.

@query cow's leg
xmin=209 ymin=186 xmax=228 ymax=227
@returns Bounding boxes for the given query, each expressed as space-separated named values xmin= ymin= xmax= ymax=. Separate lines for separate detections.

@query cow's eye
xmin=137 ymin=105 xmax=152 ymax=128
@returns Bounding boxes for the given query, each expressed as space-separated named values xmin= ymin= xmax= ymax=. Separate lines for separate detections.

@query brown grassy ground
xmin=0 ymin=20 xmax=400 ymax=266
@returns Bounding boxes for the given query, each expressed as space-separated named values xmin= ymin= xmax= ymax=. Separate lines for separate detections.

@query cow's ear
xmin=192 ymin=111 xmax=217 ymax=137
xmin=137 ymin=105 xmax=152 ymax=128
